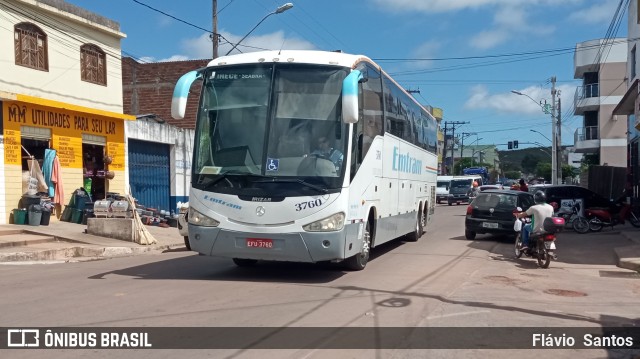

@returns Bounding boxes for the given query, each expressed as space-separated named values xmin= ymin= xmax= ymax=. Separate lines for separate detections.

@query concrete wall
xmin=125 ymin=118 xmax=194 ymax=212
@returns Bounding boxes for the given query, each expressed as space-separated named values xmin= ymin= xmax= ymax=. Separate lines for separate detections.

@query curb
xmin=0 ymin=243 xmax=183 ymax=263
xmin=615 ymin=231 xmax=640 ymax=272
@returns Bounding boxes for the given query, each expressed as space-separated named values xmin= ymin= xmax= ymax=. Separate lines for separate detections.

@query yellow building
xmin=0 ymin=0 xmax=133 ymax=224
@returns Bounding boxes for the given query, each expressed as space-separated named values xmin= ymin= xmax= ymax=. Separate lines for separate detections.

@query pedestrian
xmin=519 ymin=178 xmax=529 ymax=192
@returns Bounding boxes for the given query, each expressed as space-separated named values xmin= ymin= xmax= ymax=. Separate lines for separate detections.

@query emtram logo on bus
xmin=392 ymin=147 xmax=422 ymax=175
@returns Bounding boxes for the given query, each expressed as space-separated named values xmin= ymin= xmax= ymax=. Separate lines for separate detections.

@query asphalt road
xmin=1 ymin=203 xmax=639 ymax=359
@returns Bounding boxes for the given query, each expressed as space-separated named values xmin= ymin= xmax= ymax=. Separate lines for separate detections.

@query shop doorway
xmin=82 ymin=143 xmax=106 ymax=201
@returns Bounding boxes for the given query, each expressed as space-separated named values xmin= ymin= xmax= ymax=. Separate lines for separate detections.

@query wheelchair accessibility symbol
xmin=266 ymin=158 xmax=279 ymax=171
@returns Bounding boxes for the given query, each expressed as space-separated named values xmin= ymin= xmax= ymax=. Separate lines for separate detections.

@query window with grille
xmin=14 ymin=23 xmax=48 ymax=71
xmin=81 ymin=44 xmax=107 ymax=86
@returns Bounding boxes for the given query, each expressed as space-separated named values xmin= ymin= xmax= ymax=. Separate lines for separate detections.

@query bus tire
xmin=406 ymin=208 xmax=425 ymax=242
xmin=183 ymin=236 xmax=191 ymax=251
xmin=232 ymin=258 xmax=258 ymax=267
xmin=344 ymin=220 xmax=372 ymax=271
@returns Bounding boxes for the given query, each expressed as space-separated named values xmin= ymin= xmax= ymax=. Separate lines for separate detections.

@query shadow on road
xmin=87 ymin=237 xmax=409 ymax=284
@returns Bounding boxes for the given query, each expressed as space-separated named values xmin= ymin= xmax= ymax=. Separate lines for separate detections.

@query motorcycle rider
xmin=514 ymin=190 xmax=554 ymax=251
xmin=469 ymin=181 xmax=480 ymax=200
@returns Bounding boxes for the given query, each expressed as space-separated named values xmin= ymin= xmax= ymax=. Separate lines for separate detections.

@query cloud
xmin=372 ymin=0 xmax=579 ymax=14
xmin=407 ymin=40 xmax=442 ymax=69
xmin=467 ymin=5 xmax=555 ymax=49
xmin=470 ymin=30 xmax=510 ymax=50
xmin=144 ymin=31 xmax=316 ymax=62
xmin=464 ymin=84 xmax=575 ymax=115
xmin=569 ymin=0 xmax=620 ymax=24
xmin=174 ymin=31 xmax=316 ymax=59
xmin=217 ymin=30 xmax=316 ymax=56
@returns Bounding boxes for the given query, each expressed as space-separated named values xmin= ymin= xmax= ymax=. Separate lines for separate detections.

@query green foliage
xmin=562 ymin=164 xmax=578 ymax=178
xmin=535 ymin=162 xmax=552 ymax=181
xmin=521 ymin=154 xmax=540 ymax=174
xmin=504 ymin=170 xmax=521 ymax=179
xmin=454 ymin=158 xmax=474 ymax=175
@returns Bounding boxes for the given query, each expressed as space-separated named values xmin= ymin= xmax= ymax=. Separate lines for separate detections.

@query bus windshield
xmin=193 ymin=64 xmax=348 ymax=196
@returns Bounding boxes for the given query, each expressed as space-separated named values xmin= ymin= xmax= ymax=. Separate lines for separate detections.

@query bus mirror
xmin=342 ymin=70 xmax=362 ymax=124
xmin=171 ymin=71 xmax=202 ymax=119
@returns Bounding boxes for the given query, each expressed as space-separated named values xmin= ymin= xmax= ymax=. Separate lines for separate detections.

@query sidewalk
xmin=614 ymin=226 xmax=640 ymax=271
xmin=0 ymin=220 xmax=185 ymax=263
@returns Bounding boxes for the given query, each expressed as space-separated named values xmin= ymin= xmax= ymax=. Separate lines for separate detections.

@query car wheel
xmin=465 ymin=230 xmax=476 ymax=240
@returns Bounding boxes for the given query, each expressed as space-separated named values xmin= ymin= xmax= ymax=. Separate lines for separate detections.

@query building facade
xmin=573 ymin=38 xmax=628 ymax=167
xmin=122 ymin=58 xmax=209 ymax=213
xmin=0 ymin=0 xmax=132 ymax=224
xmin=612 ymin=0 xmax=640 ymax=204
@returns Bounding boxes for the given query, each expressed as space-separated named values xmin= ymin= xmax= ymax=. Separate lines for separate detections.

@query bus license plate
xmin=247 ymin=238 xmax=273 ymax=249
xmin=482 ymin=222 xmax=498 ymax=229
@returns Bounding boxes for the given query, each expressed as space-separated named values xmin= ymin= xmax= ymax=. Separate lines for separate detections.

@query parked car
xmin=177 ymin=203 xmax=190 ymax=250
xmin=528 ymin=185 xmax=611 ymax=215
xmin=436 ymin=175 xmax=453 ymax=204
xmin=465 ymin=190 xmax=535 ymax=240
xmin=479 ymin=185 xmax=501 ymax=192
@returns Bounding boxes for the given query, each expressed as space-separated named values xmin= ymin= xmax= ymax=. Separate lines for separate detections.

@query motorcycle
xmin=513 ymin=208 xmax=565 ymax=268
xmin=551 ymin=201 xmax=590 ymax=234
xmin=586 ymin=202 xmax=640 ymax=231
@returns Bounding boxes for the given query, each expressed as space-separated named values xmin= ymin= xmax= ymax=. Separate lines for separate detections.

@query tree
xmin=454 ymin=158 xmax=473 ymax=175
xmin=504 ymin=170 xmax=521 ymax=179
xmin=521 ymin=154 xmax=539 ymax=174
xmin=535 ymin=162 xmax=552 ymax=181
xmin=562 ymin=164 xmax=578 ymax=179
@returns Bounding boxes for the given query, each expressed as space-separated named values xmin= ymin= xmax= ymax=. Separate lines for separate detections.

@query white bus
xmin=171 ymin=50 xmax=438 ymax=270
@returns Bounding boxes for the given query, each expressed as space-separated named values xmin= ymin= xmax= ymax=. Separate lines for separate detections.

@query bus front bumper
xmin=188 ymin=225 xmax=354 ymax=263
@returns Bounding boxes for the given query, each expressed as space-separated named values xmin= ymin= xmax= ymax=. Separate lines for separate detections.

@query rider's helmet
xmin=534 ymin=190 xmax=546 ymax=204
xmin=472 ymin=181 xmax=478 ymax=187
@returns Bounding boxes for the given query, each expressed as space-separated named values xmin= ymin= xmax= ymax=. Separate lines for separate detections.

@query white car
xmin=177 ymin=204 xmax=190 ymax=250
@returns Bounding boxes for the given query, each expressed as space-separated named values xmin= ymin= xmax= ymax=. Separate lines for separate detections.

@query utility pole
xmin=550 ymin=76 xmax=558 ymax=185
xmin=557 ymin=94 xmax=562 ymax=184
xmin=212 ymin=0 xmax=218 ymax=58
xmin=444 ymin=121 xmax=469 ymax=175
xmin=442 ymin=122 xmax=448 ymax=174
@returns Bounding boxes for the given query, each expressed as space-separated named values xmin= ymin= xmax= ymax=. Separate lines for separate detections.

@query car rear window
xmin=474 ymin=193 xmax=518 ymax=210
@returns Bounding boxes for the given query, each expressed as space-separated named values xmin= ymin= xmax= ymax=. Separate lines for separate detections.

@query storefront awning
xmin=1 ymin=92 xmax=135 ymax=120
xmin=612 ymin=79 xmax=638 ymax=116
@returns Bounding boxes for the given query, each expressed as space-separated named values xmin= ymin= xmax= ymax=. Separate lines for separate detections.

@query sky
xmin=65 ymin=0 xmax=628 ymax=150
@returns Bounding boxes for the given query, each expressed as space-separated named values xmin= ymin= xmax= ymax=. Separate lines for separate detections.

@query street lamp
xmin=530 ymin=129 xmax=552 ymax=144
xmin=471 ymin=137 xmax=483 ymax=167
xmin=459 ymin=132 xmax=476 ymax=174
xmin=511 ymin=89 xmax=558 ymax=185
xmin=225 ymin=3 xmax=294 ymax=56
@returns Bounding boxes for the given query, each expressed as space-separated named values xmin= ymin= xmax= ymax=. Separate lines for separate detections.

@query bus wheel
xmin=344 ymin=221 xmax=371 ymax=271
xmin=406 ymin=209 xmax=425 ymax=242
xmin=232 ymin=258 xmax=258 ymax=267
xmin=183 ymin=236 xmax=191 ymax=251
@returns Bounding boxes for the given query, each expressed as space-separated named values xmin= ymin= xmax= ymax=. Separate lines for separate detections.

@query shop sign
xmin=3 ymin=101 xmax=125 ymax=169
xmin=4 ymin=102 xmax=123 ymax=138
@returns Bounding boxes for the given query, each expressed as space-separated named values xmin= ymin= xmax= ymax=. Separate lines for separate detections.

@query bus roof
xmin=208 ymin=50 xmax=370 ymax=69
xmin=205 ymin=50 xmax=436 ymax=121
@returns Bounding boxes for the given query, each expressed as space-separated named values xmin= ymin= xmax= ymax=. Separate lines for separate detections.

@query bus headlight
xmin=303 ymin=212 xmax=345 ymax=232
xmin=188 ymin=207 xmax=220 ymax=227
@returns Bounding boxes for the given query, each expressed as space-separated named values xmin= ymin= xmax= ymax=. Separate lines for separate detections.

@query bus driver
xmin=310 ymin=136 xmax=343 ymax=169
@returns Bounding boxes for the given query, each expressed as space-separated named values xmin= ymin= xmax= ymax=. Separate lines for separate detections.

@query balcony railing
xmin=575 ymin=83 xmax=599 ymax=99
xmin=574 ymin=126 xmax=599 ymax=142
